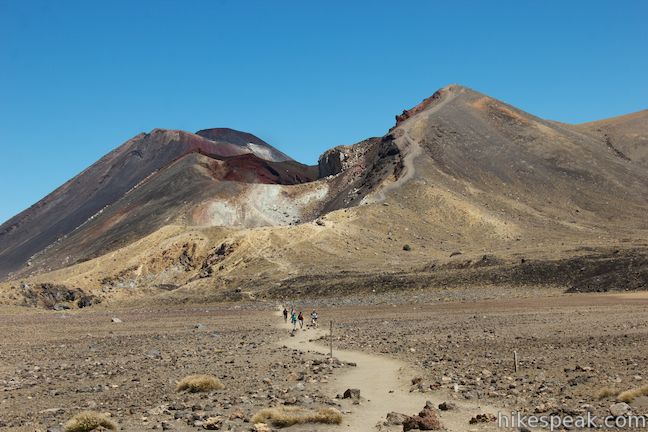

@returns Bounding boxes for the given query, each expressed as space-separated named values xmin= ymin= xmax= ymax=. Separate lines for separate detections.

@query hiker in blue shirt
xmin=291 ymin=311 xmax=298 ymax=332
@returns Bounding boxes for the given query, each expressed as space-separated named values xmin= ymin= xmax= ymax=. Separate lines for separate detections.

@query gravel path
xmin=277 ymin=308 xmax=504 ymax=431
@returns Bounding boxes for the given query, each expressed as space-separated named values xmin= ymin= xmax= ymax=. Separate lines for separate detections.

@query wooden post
xmin=329 ymin=320 xmax=333 ymax=358
xmin=514 ymin=350 xmax=519 ymax=373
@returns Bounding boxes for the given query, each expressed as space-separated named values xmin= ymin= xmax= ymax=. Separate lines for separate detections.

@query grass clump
xmin=64 ymin=411 xmax=117 ymax=432
xmin=596 ymin=387 xmax=620 ymax=400
xmin=176 ymin=374 xmax=224 ymax=393
xmin=252 ymin=406 xmax=342 ymax=427
xmin=618 ymin=384 xmax=648 ymax=403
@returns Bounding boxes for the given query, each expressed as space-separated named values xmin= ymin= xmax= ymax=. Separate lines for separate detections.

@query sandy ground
xmin=2 ymin=291 xmax=648 ymax=431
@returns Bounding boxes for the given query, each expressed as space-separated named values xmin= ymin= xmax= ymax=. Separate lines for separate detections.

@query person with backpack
xmin=298 ymin=311 xmax=304 ymax=329
xmin=310 ymin=310 xmax=318 ymax=327
xmin=282 ymin=307 xmax=288 ymax=322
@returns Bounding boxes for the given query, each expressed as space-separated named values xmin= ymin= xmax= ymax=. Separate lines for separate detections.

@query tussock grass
xmin=64 ymin=411 xmax=117 ymax=432
xmin=618 ymin=384 xmax=648 ymax=403
xmin=176 ymin=374 xmax=224 ymax=393
xmin=596 ymin=387 xmax=620 ymax=400
xmin=252 ymin=406 xmax=342 ymax=427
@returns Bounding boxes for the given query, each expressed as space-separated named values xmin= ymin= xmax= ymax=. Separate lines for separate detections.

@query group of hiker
xmin=282 ymin=307 xmax=318 ymax=334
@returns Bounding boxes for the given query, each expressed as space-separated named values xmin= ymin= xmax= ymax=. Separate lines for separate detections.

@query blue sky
xmin=1 ymin=0 xmax=647 ymax=224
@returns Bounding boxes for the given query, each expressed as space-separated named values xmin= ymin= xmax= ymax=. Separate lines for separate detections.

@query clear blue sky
xmin=1 ymin=0 xmax=647 ymax=224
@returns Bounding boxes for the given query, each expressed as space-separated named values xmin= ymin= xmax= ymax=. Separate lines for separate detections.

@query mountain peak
xmin=195 ymin=128 xmax=293 ymax=162
xmin=394 ymin=84 xmax=480 ymax=126
xmin=195 ymin=128 xmax=268 ymax=147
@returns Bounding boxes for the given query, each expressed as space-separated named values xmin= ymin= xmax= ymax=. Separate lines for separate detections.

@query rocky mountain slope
xmin=0 ymin=128 xmax=321 ymax=280
xmin=1 ymin=85 xmax=647 ymax=308
xmin=579 ymin=110 xmax=648 ymax=168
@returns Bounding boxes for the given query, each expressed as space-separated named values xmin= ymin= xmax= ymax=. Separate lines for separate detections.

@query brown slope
xmin=259 ymin=87 xmax=648 ymax=298
xmin=578 ymin=110 xmax=648 ymax=168
xmin=0 ymin=128 xmax=316 ymax=280
xmin=17 ymin=153 xmax=244 ymax=276
xmin=377 ymin=85 xmax=648 ymax=231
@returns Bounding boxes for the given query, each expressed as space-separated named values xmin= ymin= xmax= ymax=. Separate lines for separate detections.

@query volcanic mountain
xmin=1 ymin=85 xmax=647 ymax=307
xmin=0 ymin=128 xmax=319 ymax=279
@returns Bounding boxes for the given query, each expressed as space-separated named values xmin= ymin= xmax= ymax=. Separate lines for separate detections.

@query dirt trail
xmin=276 ymin=309 xmax=504 ymax=431
xmin=366 ymin=92 xmax=457 ymax=205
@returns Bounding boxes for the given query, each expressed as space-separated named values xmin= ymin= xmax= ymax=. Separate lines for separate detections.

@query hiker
xmin=291 ymin=310 xmax=298 ymax=332
xmin=283 ymin=307 xmax=288 ymax=322
xmin=311 ymin=310 xmax=318 ymax=327
xmin=298 ymin=311 xmax=304 ymax=329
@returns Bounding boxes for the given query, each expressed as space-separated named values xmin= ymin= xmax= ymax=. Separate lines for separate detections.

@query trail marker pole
xmin=514 ymin=350 xmax=519 ymax=373
xmin=329 ymin=320 xmax=333 ymax=358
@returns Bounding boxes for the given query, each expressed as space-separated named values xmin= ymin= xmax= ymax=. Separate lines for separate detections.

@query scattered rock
xmin=469 ymin=413 xmax=497 ymax=424
xmin=229 ymin=407 xmax=245 ymax=420
xmin=111 ymin=317 xmax=122 ymax=323
xmin=343 ymin=388 xmax=361 ymax=400
xmin=438 ymin=401 xmax=456 ymax=411
xmin=202 ymin=416 xmax=222 ymax=430
xmin=403 ymin=244 xmax=412 ymax=251
xmin=403 ymin=402 xmax=443 ymax=431
xmin=385 ymin=411 xmax=408 ymax=425
xmin=610 ymin=402 xmax=632 ymax=417
xmin=253 ymin=423 xmax=272 ymax=432
xmin=77 ymin=295 xmax=99 ymax=308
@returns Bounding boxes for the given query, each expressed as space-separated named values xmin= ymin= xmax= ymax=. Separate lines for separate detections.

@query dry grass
xmin=252 ymin=406 xmax=342 ymax=427
xmin=64 ymin=411 xmax=117 ymax=432
xmin=596 ymin=387 xmax=620 ymax=400
xmin=175 ymin=374 xmax=224 ymax=393
xmin=618 ymin=384 xmax=648 ymax=403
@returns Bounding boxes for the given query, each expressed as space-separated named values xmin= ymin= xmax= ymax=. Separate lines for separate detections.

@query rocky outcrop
xmin=316 ymin=135 xmax=402 ymax=212
xmin=402 ymin=402 xmax=443 ymax=431
xmin=18 ymin=282 xmax=100 ymax=309
xmin=394 ymin=85 xmax=455 ymax=127
xmin=318 ymin=145 xmax=365 ymax=177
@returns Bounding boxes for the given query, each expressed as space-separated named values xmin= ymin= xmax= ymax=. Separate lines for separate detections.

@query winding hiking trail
xmin=276 ymin=308 xmax=505 ymax=432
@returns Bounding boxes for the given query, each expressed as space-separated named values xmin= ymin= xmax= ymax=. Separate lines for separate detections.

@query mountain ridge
xmin=1 ymin=85 xmax=647 ymax=307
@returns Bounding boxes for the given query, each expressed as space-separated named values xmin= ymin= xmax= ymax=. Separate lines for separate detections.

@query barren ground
xmin=2 ymin=289 xmax=648 ymax=431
